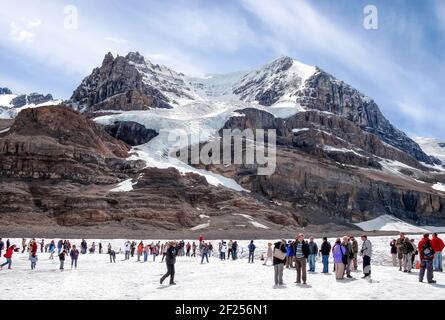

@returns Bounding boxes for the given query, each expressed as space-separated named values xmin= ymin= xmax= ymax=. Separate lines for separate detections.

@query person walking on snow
xmin=418 ymin=233 xmax=436 ymax=283
xmin=360 ymin=235 xmax=372 ymax=279
xmin=263 ymin=242 xmax=273 ymax=266
xmin=248 ymin=240 xmax=256 ymax=263
xmin=431 ymin=233 xmax=444 ymax=272
xmin=320 ymin=237 xmax=331 ymax=273
xmin=293 ymin=234 xmax=309 ymax=285
xmin=308 ymin=236 xmax=318 ymax=272
xmin=21 ymin=238 xmax=27 ymax=253
xmin=160 ymin=241 xmax=177 ymax=285
xmin=30 ymin=251 xmax=38 ymax=270
xmin=273 ymin=240 xmax=287 ymax=286
xmin=1 ymin=245 xmax=17 ymax=270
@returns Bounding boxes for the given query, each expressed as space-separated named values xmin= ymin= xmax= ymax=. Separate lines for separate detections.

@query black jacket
xmin=273 ymin=241 xmax=286 ymax=265
xmin=292 ymin=240 xmax=310 ymax=258
xmin=320 ymin=241 xmax=332 ymax=256
xmin=166 ymin=246 xmax=177 ymax=265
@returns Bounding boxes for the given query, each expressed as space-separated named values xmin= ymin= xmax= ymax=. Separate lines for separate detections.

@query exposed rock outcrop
xmin=104 ymin=121 xmax=158 ymax=146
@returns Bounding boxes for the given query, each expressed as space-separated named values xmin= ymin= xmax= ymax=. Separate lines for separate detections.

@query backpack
xmin=422 ymin=240 xmax=435 ymax=259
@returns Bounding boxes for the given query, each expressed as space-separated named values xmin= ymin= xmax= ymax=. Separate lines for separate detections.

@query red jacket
xmin=418 ymin=236 xmax=434 ymax=261
xmin=4 ymin=247 xmax=14 ymax=259
xmin=431 ymin=236 xmax=444 ymax=252
xmin=31 ymin=242 xmax=38 ymax=254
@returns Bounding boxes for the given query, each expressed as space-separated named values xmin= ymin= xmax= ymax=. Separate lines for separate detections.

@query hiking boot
xmin=428 ymin=280 xmax=437 ymax=284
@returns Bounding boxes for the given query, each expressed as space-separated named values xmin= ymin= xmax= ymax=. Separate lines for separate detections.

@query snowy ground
xmin=1 ymin=235 xmax=444 ymax=300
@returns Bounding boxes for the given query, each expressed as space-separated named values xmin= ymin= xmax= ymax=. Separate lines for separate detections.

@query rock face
xmin=0 ymin=105 xmax=143 ymax=184
xmin=69 ymin=52 xmax=175 ymax=115
xmin=296 ymin=69 xmax=436 ymax=165
xmin=0 ymin=105 xmax=307 ymax=237
xmin=104 ymin=121 xmax=158 ymax=146
xmin=194 ymin=108 xmax=445 ymax=226
xmin=10 ymin=93 xmax=54 ymax=108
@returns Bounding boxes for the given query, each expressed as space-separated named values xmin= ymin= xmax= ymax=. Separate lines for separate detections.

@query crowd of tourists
xmin=0 ymin=232 xmax=443 ymax=287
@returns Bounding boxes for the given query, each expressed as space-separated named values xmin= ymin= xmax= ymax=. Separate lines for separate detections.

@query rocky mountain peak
xmin=0 ymin=87 xmax=12 ymax=95
xmin=125 ymin=51 xmax=145 ymax=65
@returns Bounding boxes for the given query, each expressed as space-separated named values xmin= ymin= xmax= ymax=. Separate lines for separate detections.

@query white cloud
xmin=105 ymin=37 xmax=127 ymax=44
xmin=10 ymin=18 xmax=41 ymax=42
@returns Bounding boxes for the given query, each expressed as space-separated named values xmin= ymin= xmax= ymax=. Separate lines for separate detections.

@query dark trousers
xmin=419 ymin=259 xmax=434 ymax=283
xmin=295 ymin=257 xmax=307 ymax=283
xmin=220 ymin=252 xmax=226 ymax=260
xmin=160 ymin=263 xmax=175 ymax=284
xmin=363 ymin=255 xmax=371 ymax=277
xmin=109 ymin=253 xmax=116 ymax=263
xmin=248 ymin=251 xmax=255 ymax=263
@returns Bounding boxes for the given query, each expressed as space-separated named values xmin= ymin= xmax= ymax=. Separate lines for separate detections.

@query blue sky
xmin=0 ymin=0 xmax=444 ymax=139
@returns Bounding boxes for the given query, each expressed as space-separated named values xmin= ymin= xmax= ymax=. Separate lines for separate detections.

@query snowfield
xmin=1 ymin=235 xmax=444 ymax=300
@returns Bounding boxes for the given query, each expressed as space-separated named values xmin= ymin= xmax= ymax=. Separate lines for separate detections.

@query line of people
xmin=391 ymin=232 xmax=444 ymax=283
xmin=272 ymin=234 xmax=373 ymax=286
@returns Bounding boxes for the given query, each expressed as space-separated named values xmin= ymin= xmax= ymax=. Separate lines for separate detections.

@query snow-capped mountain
xmin=0 ymin=88 xmax=61 ymax=119
xmin=70 ymin=52 xmax=436 ymax=166
xmin=415 ymin=137 xmax=445 ymax=164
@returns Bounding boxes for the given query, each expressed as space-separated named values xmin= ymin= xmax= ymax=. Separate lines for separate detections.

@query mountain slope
xmin=0 ymin=87 xmax=61 ymax=119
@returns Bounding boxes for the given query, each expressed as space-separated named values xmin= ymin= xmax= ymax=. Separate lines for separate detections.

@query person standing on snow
xmin=343 ymin=236 xmax=354 ymax=278
xmin=395 ymin=233 xmax=405 ymax=271
xmin=293 ymin=233 xmax=309 ymax=285
xmin=273 ymin=239 xmax=287 ymax=286
xmin=431 ymin=233 xmax=444 ymax=272
xmin=307 ymin=236 xmax=318 ymax=272
xmin=332 ymin=238 xmax=347 ymax=280
xmin=418 ymin=233 xmax=436 ymax=283
xmin=21 ymin=238 xmax=27 ymax=253
xmin=40 ymin=239 xmax=44 ymax=253
xmin=160 ymin=241 xmax=177 ymax=285
xmin=81 ymin=239 xmax=87 ymax=254
xmin=49 ymin=240 xmax=55 ymax=259
xmin=137 ymin=241 xmax=144 ymax=262
xmin=99 ymin=242 xmax=103 ymax=254
xmin=360 ymin=235 xmax=372 ymax=279
xmin=390 ymin=239 xmax=398 ymax=267
xmin=350 ymin=236 xmax=359 ymax=271
xmin=1 ymin=245 xmax=17 ymax=270
xmin=402 ymin=237 xmax=415 ymax=273
xmin=70 ymin=245 xmax=79 ymax=269
xmin=59 ymin=250 xmax=67 ymax=270
xmin=191 ymin=242 xmax=197 ymax=258
xmin=0 ymin=238 xmax=4 ymax=257
xmin=201 ymin=242 xmax=210 ymax=264
xmin=186 ymin=242 xmax=191 ymax=257
xmin=220 ymin=241 xmax=227 ymax=261
xmin=232 ymin=241 xmax=239 ymax=260
xmin=248 ymin=240 xmax=256 ymax=263
xmin=263 ymin=243 xmax=273 ymax=266
xmin=227 ymin=240 xmax=233 ymax=260
xmin=124 ymin=241 xmax=131 ymax=260
xmin=320 ymin=237 xmax=331 ymax=274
